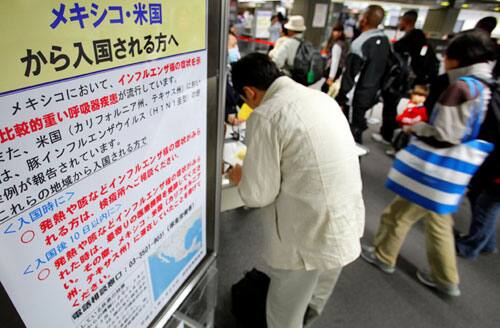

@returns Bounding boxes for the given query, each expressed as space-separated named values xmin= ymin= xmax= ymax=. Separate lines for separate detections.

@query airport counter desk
xmin=221 ymin=123 xmax=369 ymax=212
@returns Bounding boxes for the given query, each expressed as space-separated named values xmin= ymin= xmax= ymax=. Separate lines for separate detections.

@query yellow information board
xmin=0 ymin=1 xmax=209 ymax=327
xmin=0 ymin=0 xmax=206 ymax=94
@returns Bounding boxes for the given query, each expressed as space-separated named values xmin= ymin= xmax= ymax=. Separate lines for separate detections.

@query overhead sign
xmin=0 ymin=1 xmax=208 ymax=327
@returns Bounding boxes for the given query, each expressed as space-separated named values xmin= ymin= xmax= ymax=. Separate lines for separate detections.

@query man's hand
xmin=227 ymin=114 xmax=242 ymax=126
xmin=326 ymin=78 xmax=334 ymax=86
xmin=227 ymin=164 xmax=242 ymax=185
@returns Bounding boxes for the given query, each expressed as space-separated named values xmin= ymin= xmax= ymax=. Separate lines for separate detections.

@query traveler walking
xmin=456 ymin=149 xmax=500 ymax=259
xmin=361 ymin=30 xmax=496 ymax=297
xmin=372 ymin=10 xmax=438 ymax=144
xmin=475 ymin=16 xmax=500 ymax=78
xmin=456 ymin=69 xmax=500 ymax=259
xmin=268 ymin=14 xmax=284 ymax=52
xmin=270 ymin=15 xmax=323 ymax=86
xmin=336 ymin=5 xmax=390 ymax=143
xmin=269 ymin=15 xmax=307 ymax=74
xmin=321 ymin=23 xmax=348 ymax=96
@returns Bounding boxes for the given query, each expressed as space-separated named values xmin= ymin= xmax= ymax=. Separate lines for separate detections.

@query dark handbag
xmin=392 ymin=129 xmax=410 ymax=151
xmin=231 ymin=268 xmax=270 ymax=328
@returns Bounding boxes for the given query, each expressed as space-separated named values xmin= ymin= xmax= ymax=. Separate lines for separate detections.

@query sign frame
xmin=0 ymin=0 xmax=226 ymax=327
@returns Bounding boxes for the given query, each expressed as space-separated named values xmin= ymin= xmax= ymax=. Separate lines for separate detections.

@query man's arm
xmin=335 ymin=52 xmax=364 ymax=107
xmin=393 ymin=34 xmax=410 ymax=54
xmin=328 ymin=43 xmax=343 ymax=80
xmin=237 ymin=115 xmax=281 ymax=208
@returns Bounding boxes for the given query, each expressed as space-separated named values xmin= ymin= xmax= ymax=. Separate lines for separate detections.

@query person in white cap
xmin=269 ymin=15 xmax=306 ymax=75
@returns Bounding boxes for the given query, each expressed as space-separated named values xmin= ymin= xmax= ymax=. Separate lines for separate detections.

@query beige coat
xmin=238 ymin=77 xmax=365 ymax=270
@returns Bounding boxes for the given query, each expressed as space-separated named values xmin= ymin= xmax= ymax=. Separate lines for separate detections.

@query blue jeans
xmin=456 ymin=190 xmax=500 ymax=259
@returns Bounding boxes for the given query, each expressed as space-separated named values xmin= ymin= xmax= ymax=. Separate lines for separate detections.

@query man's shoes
xmin=371 ymin=133 xmax=391 ymax=145
xmin=453 ymin=229 xmax=467 ymax=239
xmin=481 ymin=248 xmax=498 ymax=256
xmin=455 ymin=236 xmax=498 ymax=258
xmin=353 ymin=129 xmax=364 ymax=144
xmin=456 ymin=249 xmax=477 ymax=260
xmin=361 ymin=246 xmax=395 ymax=274
xmin=416 ymin=270 xmax=461 ymax=297
xmin=303 ymin=306 xmax=320 ymax=328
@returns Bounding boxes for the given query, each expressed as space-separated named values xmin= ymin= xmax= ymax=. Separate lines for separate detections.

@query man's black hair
xmin=365 ymin=5 xmax=385 ymax=28
xmin=476 ymin=16 xmax=497 ymax=35
xmin=231 ymin=53 xmax=283 ymax=95
xmin=402 ymin=10 xmax=418 ymax=25
xmin=446 ymin=29 xmax=496 ymax=68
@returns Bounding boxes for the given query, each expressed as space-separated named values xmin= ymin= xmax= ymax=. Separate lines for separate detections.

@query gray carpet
xmin=214 ymin=125 xmax=500 ymax=328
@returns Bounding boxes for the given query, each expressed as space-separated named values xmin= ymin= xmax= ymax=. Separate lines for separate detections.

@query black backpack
xmin=381 ymin=46 xmax=412 ymax=96
xmin=468 ymin=76 xmax=500 ymax=192
xmin=231 ymin=268 xmax=270 ymax=328
xmin=291 ymin=38 xmax=325 ymax=86
xmin=472 ymin=76 xmax=500 ymax=142
xmin=410 ymin=43 xmax=439 ymax=85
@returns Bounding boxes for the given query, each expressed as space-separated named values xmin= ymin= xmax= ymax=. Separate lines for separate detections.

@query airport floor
xmin=214 ymin=120 xmax=500 ymax=328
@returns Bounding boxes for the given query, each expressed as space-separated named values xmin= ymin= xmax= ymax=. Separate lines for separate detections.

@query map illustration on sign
xmin=148 ymin=209 xmax=203 ymax=301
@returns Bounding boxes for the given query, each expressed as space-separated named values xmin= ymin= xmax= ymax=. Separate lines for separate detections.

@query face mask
xmin=228 ymin=47 xmax=241 ymax=63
